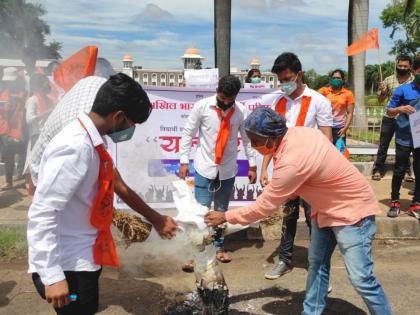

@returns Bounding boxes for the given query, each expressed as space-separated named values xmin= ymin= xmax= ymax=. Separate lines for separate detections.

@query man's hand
xmin=248 ymin=166 xmax=257 ymax=184
xmin=260 ymin=170 xmax=270 ymax=187
xmin=45 ymin=279 xmax=70 ymax=309
xmin=153 ymin=215 xmax=178 ymax=239
xmin=379 ymin=82 xmax=387 ymax=95
xmin=178 ymin=164 xmax=189 ymax=179
xmin=399 ymin=105 xmax=416 ymax=115
xmin=204 ymin=211 xmax=227 ymax=228
xmin=337 ymin=127 xmax=347 ymax=137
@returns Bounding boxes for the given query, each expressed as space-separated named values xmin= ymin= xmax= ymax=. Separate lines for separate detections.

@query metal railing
xmin=347 ymin=106 xmax=391 ymax=150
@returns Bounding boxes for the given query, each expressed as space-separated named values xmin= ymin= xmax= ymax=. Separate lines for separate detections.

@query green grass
xmin=349 ymin=155 xmax=375 ymax=162
xmin=365 ymin=95 xmax=381 ymax=106
xmin=0 ymin=227 xmax=27 ymax=260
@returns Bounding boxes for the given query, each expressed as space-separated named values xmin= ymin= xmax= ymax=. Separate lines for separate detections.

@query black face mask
xmin=396 ymin=68 xmax=410 ymax=76
xmin=216 ymin=98 xmax=235 ymax=111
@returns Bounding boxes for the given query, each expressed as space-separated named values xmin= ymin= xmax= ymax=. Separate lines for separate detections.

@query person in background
xmin=372 ymin=55 xmax=414 ymax=181
xmin=205 ymin=107 xmax=393 ymax=315
xmin=386 ymin=56 xmax=420 ymax=219
xmin=260 ymin=52 xmax=333 ymax=281
xmin=0 ymin=67 xmax=4 ymax=162
xmin=245 ymin=68 xmax=262 ymax=84
xmin=45 ymin=60 xmax=65 ymax=102
xmin=24 ymin=74 xmax=55 ymax=176
xmin=28 ymin=73 xmax=178 ymax=314
xmin=179 ymin=75 xmax=257 ymax=269
xmin=0 ymin=67 xmax=27 ymax=191
xmin=319 ymin=69 xmax=355 ymax=145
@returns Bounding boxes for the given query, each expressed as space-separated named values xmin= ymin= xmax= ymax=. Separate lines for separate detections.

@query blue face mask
xmin=251 ymin=77 xmax=262 ymax=84
xmin=281 ymin=81 xmax=297 ymax=95
xmin=280 ymin=74 xmax=298 ymax=95
xmin=108 ymin=117 xmax=136 ymax=143
xmin=330 ymin=78 xmax=343 ymax=89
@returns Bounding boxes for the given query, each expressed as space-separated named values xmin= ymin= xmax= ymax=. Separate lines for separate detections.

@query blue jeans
xmin=302 ymin=216 xmax=392 ymax=315
xmin=332 ymin=127 xmax=346 ymax=145
xmin=194 ymin=172 xmax=235 ymax=249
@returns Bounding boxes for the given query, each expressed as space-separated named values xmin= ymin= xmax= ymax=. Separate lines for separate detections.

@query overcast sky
xmin=34 ymin=0 xmax=399 ymax=74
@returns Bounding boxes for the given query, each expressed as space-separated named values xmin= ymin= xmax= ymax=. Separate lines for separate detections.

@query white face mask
xmin=280 ymin=74 xmax=299 ymax=95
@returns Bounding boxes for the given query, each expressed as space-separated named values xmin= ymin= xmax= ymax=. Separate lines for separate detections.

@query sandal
xmin=216 ymin=250 xmax=231 ymax=263
xmin=181 ymin=260 xmax=194 ymax=273
xmin=404 ymin=173 xmax=415 ymax=183
xmin=371 ymin=171 xmax=381 ymax=181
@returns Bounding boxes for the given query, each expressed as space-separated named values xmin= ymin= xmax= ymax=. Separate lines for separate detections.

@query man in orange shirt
xmin=318 ymin=69 xmax=355 ymax=145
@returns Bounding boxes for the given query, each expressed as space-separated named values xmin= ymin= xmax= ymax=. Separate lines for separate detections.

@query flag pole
xmin=377 ymin=48 xmax=383 ymax=82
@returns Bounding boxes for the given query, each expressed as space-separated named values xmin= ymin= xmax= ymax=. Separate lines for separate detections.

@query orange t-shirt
xmin=318 ymin=86 xmax=355 ymax=128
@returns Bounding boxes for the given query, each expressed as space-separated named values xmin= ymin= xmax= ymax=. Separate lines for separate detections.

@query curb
xmin=2 ymin=215 xmax=419 ymax=242
xmin=239 ymin=216 xmax=420 ymax=241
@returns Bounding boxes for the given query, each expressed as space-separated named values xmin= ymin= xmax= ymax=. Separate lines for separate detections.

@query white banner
xmin=113 ymin=86 xmax=280 ymax=209
xmin=410 ymin=110 xmax=420 ymax=148
xmin=184 ymin=68 xmax=219 ymax=88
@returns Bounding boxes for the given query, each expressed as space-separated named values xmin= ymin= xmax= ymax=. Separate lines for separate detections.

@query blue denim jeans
xmin=302 ymin=216 xmax=392 ymax=315
xmin=194 ymin=172 xmax=235 ymax=249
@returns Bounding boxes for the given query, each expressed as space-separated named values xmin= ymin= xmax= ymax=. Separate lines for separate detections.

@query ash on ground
xmin=164 ymin=292 xmax=204 ymax=315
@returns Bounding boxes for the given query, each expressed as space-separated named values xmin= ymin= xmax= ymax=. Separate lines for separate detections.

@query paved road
xmin=1 ymin=239 xmax=419 ymax=315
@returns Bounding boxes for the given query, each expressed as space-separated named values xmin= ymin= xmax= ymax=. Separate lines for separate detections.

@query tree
xmin=348 ymin=0 xmax=369 ymax=127
xmin=304 ymin=69 xmax=330 ymax=91
xmin=0 ymin=0 xmax=62 ymax=74
xmin=380 ymin=0 xmax=419 ymax=56
xmin=214 ymin=0 xmax=231 ymax=77
xmin=365 ymin=61 xmax=395 ymax=95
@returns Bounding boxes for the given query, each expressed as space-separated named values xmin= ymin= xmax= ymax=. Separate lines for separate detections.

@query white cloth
xmin=270 ymin=86 xmax=333 ymax=128
xmin=30 ymin=76 xmax=106 ymax=185
xmin=27 ymin=113 xmax=104 ymax=286
xmin=179 ymin=95 xmax=257 ymax=180
xmin=173 ymin=180 xmax=208 ymax=231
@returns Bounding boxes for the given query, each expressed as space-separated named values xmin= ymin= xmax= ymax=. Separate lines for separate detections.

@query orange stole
xmin=78 ymin=118 xmax=119 ymax=267
xmin=214 ymin=106 xmax=235 ymax=165
xmin=274 ymin=96 xmax=312 ymax=127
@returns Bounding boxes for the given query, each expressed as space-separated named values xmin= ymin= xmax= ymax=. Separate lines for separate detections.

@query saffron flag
xmin=54 ymin=46 xmax=98 ymax=92
xmin=346 ymin=28 xmax=379 ymax=56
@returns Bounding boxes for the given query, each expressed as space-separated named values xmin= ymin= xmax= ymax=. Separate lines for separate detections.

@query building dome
xmin=122 ymin=54 xmax=133 ymax=62
xmin=185 ymin=48 xmax=200 ymax=56
xmin=181 ymin=47 xmax=204 ymax=60
xmin=250 ymin=58 xmax=260 ymax=65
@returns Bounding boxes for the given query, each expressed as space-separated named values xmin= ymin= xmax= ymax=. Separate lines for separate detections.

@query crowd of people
xmin=0 ymin=65 xmax=61 ymax=192
xmin=0 ymin=50 xmax=418 ymax=314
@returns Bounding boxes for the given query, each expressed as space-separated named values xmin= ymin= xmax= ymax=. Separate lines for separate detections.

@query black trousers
xmin=374 ymin=116 xmax=411 ymax=174
xmin=32 ymin=269 xmax=102 ymax=315
xmin=391 ymin=144 xmax=420 ymax=202
xmin=278 ymin=197 xmax=311 ymax=265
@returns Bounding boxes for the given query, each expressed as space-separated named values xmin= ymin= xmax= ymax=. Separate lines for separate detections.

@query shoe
xmin=264 ymin=261 xmax=292 ymax=280
xmin=408 ymin=203 xmax=420 ymax=220
xmin=387 ymin=200 xmax=400 ymax=218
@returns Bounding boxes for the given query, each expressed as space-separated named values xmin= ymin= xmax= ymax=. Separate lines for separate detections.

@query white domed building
xmin=121 ymin=50 xmax=279 ymax=88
